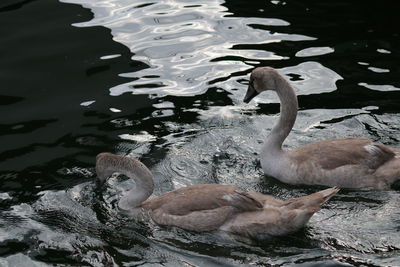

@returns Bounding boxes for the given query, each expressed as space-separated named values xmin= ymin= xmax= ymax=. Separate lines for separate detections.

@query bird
xmin=95 ymin=152 xmax=338 ymax=239
xmin=243 ymin=66 xmax=400 ymax=190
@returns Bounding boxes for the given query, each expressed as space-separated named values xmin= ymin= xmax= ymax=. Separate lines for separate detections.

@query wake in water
xmin=2 ymin=108 xmax=397 ymax=266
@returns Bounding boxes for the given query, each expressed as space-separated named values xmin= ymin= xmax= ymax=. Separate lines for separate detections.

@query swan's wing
xmin=361 ymin=143 xmax=396 ymax=168
xmin=291 ymin=138 xmax=395 ymax=170
xmin=221 ymin=190 xmax=264 ymax=211
xmin=142 ymin=184 xmax=262 ymax=215
xmin=142 ymin=184 xmax=263 ymax=230
xmin=150 ymin=206 xmax=235 ymax=231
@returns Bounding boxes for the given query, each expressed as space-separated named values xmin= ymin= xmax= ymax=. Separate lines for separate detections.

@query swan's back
xmin=141 ymin=185 xmax=338 ymax=236
xmin=141 ymin=184 xmax=263 ymax=232
xmin=280 ymin=137 xmax=400 ymax=189
xmin=141 ymin=184 xmax=262 ymax=215
xmin=289 ymin=138 xmax=395 ymax=170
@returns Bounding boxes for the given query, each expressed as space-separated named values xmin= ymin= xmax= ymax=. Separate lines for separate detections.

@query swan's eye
xmin=249 ymin=80 xmax=255 ymax=88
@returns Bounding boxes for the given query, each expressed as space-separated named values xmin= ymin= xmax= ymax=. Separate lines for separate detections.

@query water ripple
xmin=61 ymin=0 xmax=324 ymax=97
xmin=36 ymin=0 xmax=400 ymax=266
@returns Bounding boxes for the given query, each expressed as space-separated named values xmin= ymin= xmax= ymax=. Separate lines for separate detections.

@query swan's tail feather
xmin=279 ymin=187 xmax=339 ymax=234
xmin=285 ymin=187 xmax=339 ymax=212
xmin=316 ymin=187 xmax=340 ymax=203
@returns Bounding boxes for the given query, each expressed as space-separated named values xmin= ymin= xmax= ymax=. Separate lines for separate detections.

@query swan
xmin=244 ymin=67 xmax=400 ymax=190
xmin=96 ymin=152 xmax=338 ymax=238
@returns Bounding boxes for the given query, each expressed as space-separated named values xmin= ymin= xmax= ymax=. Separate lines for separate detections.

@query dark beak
xmin=243 ymin=83 xmax=259 ymax=103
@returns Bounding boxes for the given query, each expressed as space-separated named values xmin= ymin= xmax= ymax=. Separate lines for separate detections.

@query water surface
xmin=1 ymin=0 xmax=400 ymax=266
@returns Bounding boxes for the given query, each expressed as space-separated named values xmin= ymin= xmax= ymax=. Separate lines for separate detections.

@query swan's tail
xmin=278 ymin=187 xmax=339 ymax=234
xmin=95 ymin=153 xmax=154 ymax=210
xmin=286 ymin=187 xmax=339 ymax=212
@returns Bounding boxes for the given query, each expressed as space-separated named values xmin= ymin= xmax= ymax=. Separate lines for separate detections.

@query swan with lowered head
xmin=244 ymin=67 xmax=400 ymax=190
xmin=96 ymin=152 xmax=338 ymax=239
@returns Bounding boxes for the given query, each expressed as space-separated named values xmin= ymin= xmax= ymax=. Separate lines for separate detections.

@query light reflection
xmin=367 ymin=66 xmax=390 ymax=73
xmin=358 ymin=82 xmax=400 ymax=92
xmin=80 ymin=100 xmax=96 ymax=106
xmin=295 ymin=46 xmax=334 ymax=57
xmin=377 ymin=48 xmax=391 ymax=54
xmin=119 ymin=131 xmax=157 ymax=142
xmin=61 ymin=0 xmax=322 ymax=98
xmin=110 ymin=107 xmax=122 ymax=112
xmin=100 ymin=54 xmax=122 ymax=59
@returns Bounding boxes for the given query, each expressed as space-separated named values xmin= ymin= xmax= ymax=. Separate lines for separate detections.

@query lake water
xmin=1 ymin=0 xmax=400 ymax=266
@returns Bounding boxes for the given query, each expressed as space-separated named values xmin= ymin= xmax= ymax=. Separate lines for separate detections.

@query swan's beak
xmin=243 ymin=84 xmax=259 ymax=103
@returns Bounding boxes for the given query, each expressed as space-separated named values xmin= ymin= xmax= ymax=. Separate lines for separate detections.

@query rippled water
xmin=1 ymin=0 xmax=400 ymax=266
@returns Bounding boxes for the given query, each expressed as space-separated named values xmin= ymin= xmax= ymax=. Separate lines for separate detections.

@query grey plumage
xmin=244 ymin=67 xmax=400 ymax=189
xmin=96 ymin=152 xmax=338 ymax=238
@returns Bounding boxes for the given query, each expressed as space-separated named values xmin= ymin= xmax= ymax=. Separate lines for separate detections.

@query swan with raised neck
xmin=96 ymin=152 xmax=338 ymax=238
xmin=244 ymin=67 xmax=400 ymax=190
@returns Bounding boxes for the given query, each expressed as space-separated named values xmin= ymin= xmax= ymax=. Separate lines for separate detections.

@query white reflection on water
xmin=295 ymin=46 xmax=334 ymax=57
xmin=241 ymin=61 xmax=343 ymax=104
xmin=358 ymin=82 xmax=400 ymax=92
xmin=60 ymin=0 xmax=343 ymax=98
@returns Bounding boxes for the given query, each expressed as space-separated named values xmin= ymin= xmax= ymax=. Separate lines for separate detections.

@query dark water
xmin=1 ymin=0 xmax=400 ymax=266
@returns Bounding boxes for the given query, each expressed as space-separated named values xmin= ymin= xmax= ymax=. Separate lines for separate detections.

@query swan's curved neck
xmin=96 ymin=154 xmax=154 ymax=209
xmin=264 ymin=76 xmax=298 ymax=153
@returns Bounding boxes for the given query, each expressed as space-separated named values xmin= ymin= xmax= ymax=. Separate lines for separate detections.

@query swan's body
xmin=96 ymin=152 xmax=338 ymax=238
xmin=244 ymin=67 xmax=400 ymax=190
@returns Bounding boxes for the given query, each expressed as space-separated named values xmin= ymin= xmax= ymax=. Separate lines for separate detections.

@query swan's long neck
xmin=264 ymin=76 xmax=298 ymax=153
xmin=96 ymin=153 xmax=154 ymax=209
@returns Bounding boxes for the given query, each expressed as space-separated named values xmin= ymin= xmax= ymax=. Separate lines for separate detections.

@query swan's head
xmin=96 ymin=152 xmax=119 ymax=184
xmin=96 ymin=152 xmax=154 ymax=193
xmin=243 ymin=67 xmax=280 ymax=103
